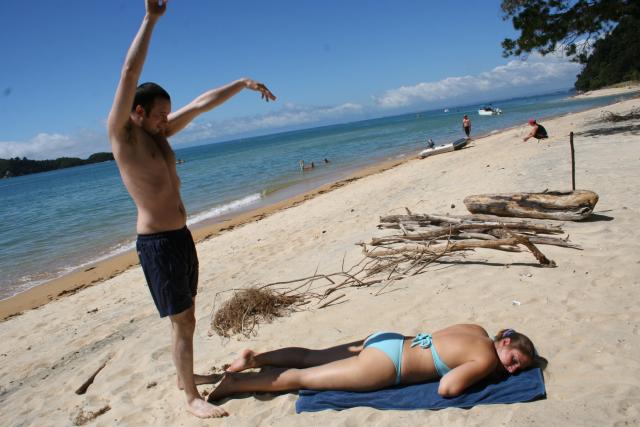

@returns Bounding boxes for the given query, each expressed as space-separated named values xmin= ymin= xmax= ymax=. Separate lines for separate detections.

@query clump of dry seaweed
xmin=211 ymin=287 xmax=307 ymax=338
xmin=72 ymin=405 xmax=111 ymax=426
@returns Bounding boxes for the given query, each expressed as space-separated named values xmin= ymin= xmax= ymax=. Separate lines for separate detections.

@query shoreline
xmin=1 ymin=86 xmax=638 ymax=321
xmin=0 ymin=155 xmax=408 ymax=320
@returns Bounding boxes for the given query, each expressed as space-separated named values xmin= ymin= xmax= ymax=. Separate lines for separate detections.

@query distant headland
xmin=0 ymin=152 xmax=115 ymax=178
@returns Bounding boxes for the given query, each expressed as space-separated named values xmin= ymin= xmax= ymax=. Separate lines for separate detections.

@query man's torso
xmin=112 ymin=123 xmax=187 ymax=234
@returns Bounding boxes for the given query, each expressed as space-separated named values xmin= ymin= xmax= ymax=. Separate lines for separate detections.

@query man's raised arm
xmin=165 ymin=78 xmax=276 ymax=137
xmin=107 ymin=0 xmax=167 ymax=139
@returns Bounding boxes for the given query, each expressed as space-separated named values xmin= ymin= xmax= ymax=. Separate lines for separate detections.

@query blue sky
xmin=0 ymin=1 xmax=581 ymax=159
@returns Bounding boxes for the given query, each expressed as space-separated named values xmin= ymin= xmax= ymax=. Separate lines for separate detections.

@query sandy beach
xmin=1 ymin=89 xmax=639 ymax=426
xmin=571 ymin=81 xmax=640 ymax=99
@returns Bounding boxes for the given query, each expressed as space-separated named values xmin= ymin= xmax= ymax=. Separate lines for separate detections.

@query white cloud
xmin=0 ymin=103 xmax=364 ymax=158
xmin=2 ymin=53 xmax=583 ymax=157
xmin=174 ymin=102 xmax=364 ymax=144
xmin=374 ymin=53 xmax=581 ymax=109
xmin=0 ymin=129 xmax=109 ymax=160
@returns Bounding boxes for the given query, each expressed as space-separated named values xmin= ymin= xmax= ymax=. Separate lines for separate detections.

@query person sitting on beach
xmin=523 ymin=119 xmax=548 ymax=142
xmin=207 ymin=324 xmax=541 ymax=403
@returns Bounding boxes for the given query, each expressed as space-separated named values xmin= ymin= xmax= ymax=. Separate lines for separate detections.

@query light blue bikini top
xmin=411 ymin=333 xmax=452 ymax=377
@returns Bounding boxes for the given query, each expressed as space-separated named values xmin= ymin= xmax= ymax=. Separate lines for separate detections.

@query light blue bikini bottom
xmin=364 ymin=331 xmax=452 ymax=384
xmin=363 ymin=332 xmax=405 ymax=384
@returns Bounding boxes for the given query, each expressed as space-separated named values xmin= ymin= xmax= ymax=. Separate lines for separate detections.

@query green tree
xmin=86 ymin=152 xmax=115 ymax=163
xmin=574 ymin=16 xmax=640 ymax=90
xmin=501 ymin=0 xmax=640 ymax=90
xmin=501 ymin=0 xmax=640 ymax=58
xmin=0 ymin=152 xmax=115 ymax=178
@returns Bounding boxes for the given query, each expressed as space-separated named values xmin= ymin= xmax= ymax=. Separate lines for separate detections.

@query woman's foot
xmin=177 ymin=373 xmax=223 ymax=389
xmin=226 ymin=349 xmax=257 ymax=372
xmin=206 ymin=373 xmax=237 ymax=403
xmin=186 ymin=396 xmax=228 ymax=418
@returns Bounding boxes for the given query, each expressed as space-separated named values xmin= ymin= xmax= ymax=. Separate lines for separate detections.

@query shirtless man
xmin=107 ymin=0 xmax=275 ymax=418
xmin=462 ymin=115 xmax=471 ymax=138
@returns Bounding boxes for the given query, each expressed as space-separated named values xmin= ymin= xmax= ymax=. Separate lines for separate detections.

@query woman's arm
xmin=523 ymin=125 xmax=537 ymax=141
xmin=437 ymin=357 xmax=496 ymax=397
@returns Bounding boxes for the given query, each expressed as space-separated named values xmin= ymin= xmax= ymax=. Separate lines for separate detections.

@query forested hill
xmin=0 ymin=152 xmax=115 ymax=178
xmin=575 ymin=16 xmax=640 ymax=91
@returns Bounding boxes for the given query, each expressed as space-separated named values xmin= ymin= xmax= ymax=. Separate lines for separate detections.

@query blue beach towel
xmin=295 ymin=368 xmax=545 ymax=413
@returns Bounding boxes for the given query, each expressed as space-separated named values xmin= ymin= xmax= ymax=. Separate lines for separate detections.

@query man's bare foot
xmin=226 ymin=349 xmax=256 ymax=372
xmin=177 ymin=373 xmax=223 ymax=389
xmin=186 ymin=397 xmax=228 ymax=418
xmin=206 ymin=373 xmax=236 ymax=403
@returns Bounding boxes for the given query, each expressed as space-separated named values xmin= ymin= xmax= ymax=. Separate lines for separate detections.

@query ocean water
xmin=0 ymin=91 xmax=629 ymax=299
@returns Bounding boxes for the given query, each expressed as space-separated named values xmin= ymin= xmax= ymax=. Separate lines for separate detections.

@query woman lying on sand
xmin=207 ymin=324 xmax=539 ymax=402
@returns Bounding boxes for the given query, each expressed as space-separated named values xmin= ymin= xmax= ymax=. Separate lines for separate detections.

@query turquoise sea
xmin=0 ymin=90 xmax=629 ymax=300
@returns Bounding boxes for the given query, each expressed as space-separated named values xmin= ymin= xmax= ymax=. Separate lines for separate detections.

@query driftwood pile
xmin=210 ymin=210 xmax=580 ymax=338
xmin=365 ymin=211 xmax=582 ymax=277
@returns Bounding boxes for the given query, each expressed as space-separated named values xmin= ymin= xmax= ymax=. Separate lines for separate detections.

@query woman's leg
xmin=226 ymin=339 xmax=365 ymax=372
xmin=209 ymin=347 xmax=395 ymax=402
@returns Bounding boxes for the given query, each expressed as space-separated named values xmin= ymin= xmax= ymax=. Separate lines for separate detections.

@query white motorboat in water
xmin=420 ymin=137 xmax=468 ymax=158
xmin=478 ymin=106 xmax=502 ymax=115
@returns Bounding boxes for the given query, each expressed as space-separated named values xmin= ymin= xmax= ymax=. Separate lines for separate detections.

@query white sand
xmin=1 ymin=93 xmax=639 ymax=426
xmin=571 ymin=82 xmax=640 ymax=99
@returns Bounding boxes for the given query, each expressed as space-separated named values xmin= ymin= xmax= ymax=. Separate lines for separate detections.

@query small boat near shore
xmin=420 ymin=137 xmax=468 ymax=158
xmin=478 ymin=106 xmax=502 ymax=115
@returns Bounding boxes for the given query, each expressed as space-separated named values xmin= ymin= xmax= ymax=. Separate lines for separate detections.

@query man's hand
xmin=146 ymin=0 xmax=168 ymax=17
xmin=244 ymin=79 xmax=277 ymax=102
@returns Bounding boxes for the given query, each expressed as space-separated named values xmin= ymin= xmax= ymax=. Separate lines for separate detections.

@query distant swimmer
xmin=426 ymin=138 xmax=435 ymax=149
xmin=299 ymin=160 xmax=315 ymax=171
xmin=523 ymin=119 xmax=548 ymax=142
xmin=324 ymin=158 xmax=330 ymax=164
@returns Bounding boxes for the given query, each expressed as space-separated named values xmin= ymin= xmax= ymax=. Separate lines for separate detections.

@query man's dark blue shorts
xmin=136 ymin=226 xmax=199 ymax=317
